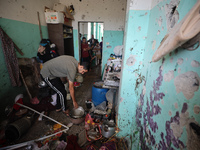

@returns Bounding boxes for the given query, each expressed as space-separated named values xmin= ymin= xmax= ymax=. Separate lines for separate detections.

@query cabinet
xmin=47 ymin=23 xmax=74 ymax=56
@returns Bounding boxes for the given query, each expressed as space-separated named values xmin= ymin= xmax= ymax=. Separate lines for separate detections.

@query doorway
xmin=78 ymin=22 xmax=104 ymax=72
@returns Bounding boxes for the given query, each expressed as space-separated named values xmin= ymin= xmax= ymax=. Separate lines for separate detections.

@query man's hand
xmin=73 ymin=101 xmax=79 ymax=109
xmin=68 ymin=80 xmax=79 ymax=109
xmin=38 ymin=46 xmax=45 ymax=55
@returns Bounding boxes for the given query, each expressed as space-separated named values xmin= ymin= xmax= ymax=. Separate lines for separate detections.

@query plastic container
xmin=92 ymin=82 xmax=108 ymax=106
xmin=85 ymin=99 xmax=92 ymax=109
xmin=96 ymin=101 xmax=107 ymax=110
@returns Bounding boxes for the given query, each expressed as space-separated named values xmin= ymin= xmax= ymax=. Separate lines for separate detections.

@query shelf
xmin=64 ymin=37 xmax=72 ymax=39
xmin=63 ymin=32 xmax=73 ymax=34
xmin=48 ymin=23 xmax=74 ymax=56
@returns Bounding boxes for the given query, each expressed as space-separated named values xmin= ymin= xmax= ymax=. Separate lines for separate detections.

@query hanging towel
xmin=0 ymin=27 xmax=21 ymax=86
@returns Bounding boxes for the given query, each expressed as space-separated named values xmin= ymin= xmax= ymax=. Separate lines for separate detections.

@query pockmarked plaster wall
xmin=102 ymin=30 xmax=124 ymax=73
xmin=0 ymin=0 xmax=58 ymax=120
xmin=118 ymin=1 xmax=150 ymax=139
xmin=0 ymin=0 xmax=59 ymax=26
xmin=118 ymin=0 xmax=200 ymax=149
xmin=59 ymin=0 xmax=126 ymax=67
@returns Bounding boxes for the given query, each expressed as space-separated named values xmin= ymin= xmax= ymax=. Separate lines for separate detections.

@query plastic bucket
xmin=92 ymin=82 xmax=108 ymax=106
xmin=85 ymin=100 xmax=92 ymax=109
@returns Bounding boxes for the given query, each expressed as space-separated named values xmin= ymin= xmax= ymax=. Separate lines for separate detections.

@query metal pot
xmin=102 ymin=120 xmax=116 ymax=138
xmin=69 ymin=107 xmax=85 ymax=124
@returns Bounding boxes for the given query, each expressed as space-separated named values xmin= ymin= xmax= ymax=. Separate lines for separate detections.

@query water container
xmin=92 ymin=81 xmax=109 ymax=106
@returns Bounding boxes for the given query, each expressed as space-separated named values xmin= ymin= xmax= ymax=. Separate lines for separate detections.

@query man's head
xmin=40 ymin=39 xmax=50 ymax=48
xmin=91 ymin=34 xmax=94 ymax=39
xmin=82 ymin=37 xmax=86 ymax=43
xmin=78 ymin=63 xmax=88 ymax=74
xmin=39 ymin=39 xmax=51 ymax=53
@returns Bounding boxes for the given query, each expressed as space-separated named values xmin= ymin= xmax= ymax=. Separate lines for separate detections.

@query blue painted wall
xmin=102 ymin=30 xmax=124 ymax=73
xmin=73 ymin=29 xmax=79 ymax=61
xmin=118 ymin=8 xmax=150 ymax=138
xmin=118 ymin=0 xmax=200 ymax=149
xmin=0 ymin=18 xmax=48 ymax=120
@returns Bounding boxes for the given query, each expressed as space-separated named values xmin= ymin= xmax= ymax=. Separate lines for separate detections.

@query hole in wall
xmin=171 ymin=6 xmax=177 ymax=15
xmin=165 ymin=0 xmax=180 ymax=31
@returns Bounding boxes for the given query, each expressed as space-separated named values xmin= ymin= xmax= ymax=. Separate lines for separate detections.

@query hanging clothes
xmin=0 ymin=27 xmax=21 ymax=86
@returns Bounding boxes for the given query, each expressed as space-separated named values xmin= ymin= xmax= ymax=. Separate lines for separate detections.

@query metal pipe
xmin=16 ymin=103 xmax=69 ymax=129
xmin=1 ymin=128 xmax=69 ymax=150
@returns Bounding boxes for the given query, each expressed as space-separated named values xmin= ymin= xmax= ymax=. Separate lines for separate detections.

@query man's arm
xmin=68 ymin=80 xmax=79 ymax=109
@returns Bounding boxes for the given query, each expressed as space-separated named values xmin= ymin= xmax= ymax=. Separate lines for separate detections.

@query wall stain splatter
xmin=136 ymin=63 xmax=165 ymax=149
xmin=126 ymin=55 xmax=136 ymax=66
xmin=191 ymin=60 xmax=200 ymax=67
xmin=174 ymin=71 xmax=200 ymax=100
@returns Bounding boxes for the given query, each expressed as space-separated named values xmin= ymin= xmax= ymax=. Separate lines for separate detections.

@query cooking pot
xmin=69 ymin=107 xmax=85 ymax=124
xmin=102 ymin=120 xmax=115 ymax=138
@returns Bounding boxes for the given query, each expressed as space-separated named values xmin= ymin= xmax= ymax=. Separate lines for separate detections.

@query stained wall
xmin=0 ymin=0 xmax=58 ymax=120
xmin=118 ymin=0 xmax=200 ymax=149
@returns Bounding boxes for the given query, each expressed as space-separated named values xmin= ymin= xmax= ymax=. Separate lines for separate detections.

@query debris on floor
xmin=0 ymin=64 xmax=127 ymax=150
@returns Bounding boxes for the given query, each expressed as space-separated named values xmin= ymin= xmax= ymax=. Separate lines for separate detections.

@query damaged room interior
xmin=0 ymin=0 xmax=200 ymax=149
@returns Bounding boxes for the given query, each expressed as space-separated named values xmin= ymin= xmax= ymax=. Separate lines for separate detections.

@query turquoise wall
xmin=73 ymin=29 xmax=79 ymax=61
xmin=0 ymin=18 xmax=48 ymax=120
xmin=102 ymin=30 xmax=124 ymax=73
xmin=117 ymin=8 xmax=150 ymax=139
xmin=118 ymin=0 xmax=200 ymax=149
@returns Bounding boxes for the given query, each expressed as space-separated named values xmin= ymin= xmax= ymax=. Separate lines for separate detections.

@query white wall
xmin=79 ymin=22 xmax=88 ymax=35
xmin=0 ymin=0 xmax=59 ymax=26
xmin=128 ymin=0 xmax=152 ymax=10
xmin=127 ymin=0 xmax=163 ymax=11
xmin=59 ymin=0 xmax=126 ymax=30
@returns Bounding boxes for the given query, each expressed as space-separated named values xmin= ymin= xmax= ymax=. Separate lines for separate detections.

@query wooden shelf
xmin=47 ymin=23 xmax=74 ymax=56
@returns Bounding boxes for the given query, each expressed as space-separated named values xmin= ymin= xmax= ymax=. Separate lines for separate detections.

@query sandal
xmin=63 ymin=109 xmax=70 ymax=116
xmin=56 ymin=109 xmax=62 ymax=112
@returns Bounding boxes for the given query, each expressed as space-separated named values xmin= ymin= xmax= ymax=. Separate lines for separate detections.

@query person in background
xmin=81 ymin=37 xmax=90 ymax=70
xmin=40 ymin=55 xmax=88 ymax=115
xmin=87 ymin=34 xmax=95 ymax=46
xmin=93 ymin=42 xmax=101 ymax=65
xmin=79 ymin=33 xmax=82 ymax=44
xmin=37 ymin=39 xmax=59 ymax=63
xmin=100 ymin=37 xmax=103 ymax=61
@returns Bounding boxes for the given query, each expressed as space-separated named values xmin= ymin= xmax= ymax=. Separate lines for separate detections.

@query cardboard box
xmin=64 ymin=18 xmax=72 ymax=26
xmin=65 ymin=7 xmax=74 ymax=20
xmin=45 ymin=12 xmax=64 ymax=24
xmin=53 ymin=3 xmax=74 ymax=20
